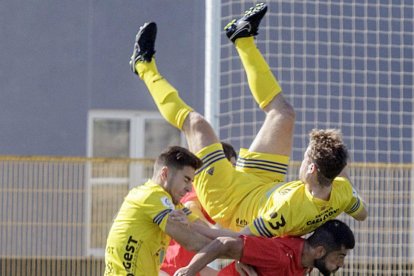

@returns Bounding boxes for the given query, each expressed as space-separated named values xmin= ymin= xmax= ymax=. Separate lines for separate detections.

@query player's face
xmin=166 ymin=166 xmax=195 ymax=205
xmin=299 ymin=146 xmax=311 ymax=181
xmin=314 ymin=247 xmax=348 ymax=276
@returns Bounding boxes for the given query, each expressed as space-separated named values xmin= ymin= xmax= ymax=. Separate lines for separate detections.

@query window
xmin=92 ymin=119 xmax=130 ymax=158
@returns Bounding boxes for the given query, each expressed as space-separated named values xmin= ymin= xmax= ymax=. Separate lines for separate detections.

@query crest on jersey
xmin=160 ymin=196 xmax=174 ymax=210
xmin=352 ymin=187 xmax=359 ymax=197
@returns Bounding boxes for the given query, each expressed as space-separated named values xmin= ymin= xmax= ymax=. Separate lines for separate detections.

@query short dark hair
xmin=308 ymin=129 xmax=348 ymax=186
xmin=307 ymin=219 xmax=355 ymax=253
xmin=154 ymin=146 xmax=202 ymax=173
xmin=221 ymin=142 xmax=237 ymax=161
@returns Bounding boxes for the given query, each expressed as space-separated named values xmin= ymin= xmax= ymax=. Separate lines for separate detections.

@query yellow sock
xmin=135 ymin=60 xmax=192 ymax=130
xmin=235 ymin=37 xmax=282 ymax=109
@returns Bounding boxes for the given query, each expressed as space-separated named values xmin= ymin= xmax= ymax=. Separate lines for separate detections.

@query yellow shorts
xmin=194 ymin=143 xmax=289 ymax=231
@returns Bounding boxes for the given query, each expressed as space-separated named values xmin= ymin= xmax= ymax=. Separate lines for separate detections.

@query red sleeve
xmin=181 ymin=188 xmax=216 ymax=225
xmin=161 ymin=239 xmax=199 ymax=276
xmin=200 ymin=206 xmax=216 ymax=225
xmin=180 ymin=189 xmax=198 ymax=203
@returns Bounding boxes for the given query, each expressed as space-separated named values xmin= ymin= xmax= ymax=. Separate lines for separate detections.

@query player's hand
xmin=169 ymin=210 xmax=189 ymax=225
xmin=173 ymin=267 xmax=195 ymax=276
xmin=235 ymin=261 xmax=258 ymax=276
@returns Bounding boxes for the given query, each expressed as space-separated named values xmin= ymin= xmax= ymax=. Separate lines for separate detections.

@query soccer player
xmin=130 ymin=3 xmax=367 ymax=240
xmin=104 ymin=146 xmax=210 ymax=276
xmin=161 ymin=142 xmax=237 ymax=276
xmin=174 ymin=219 xmax=355 ymax=276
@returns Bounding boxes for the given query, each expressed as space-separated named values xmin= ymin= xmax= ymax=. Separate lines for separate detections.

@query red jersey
xmin=161 ymin=189 xmax=215 ymax=275
xmin=160 ymin=239 xmax=198 ymax=275
xmin=219 ymin=236 xmax=306 ymax=276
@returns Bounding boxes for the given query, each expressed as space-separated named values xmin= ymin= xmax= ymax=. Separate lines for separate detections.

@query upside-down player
xmin=130 ymin=2 xmax=367 ymax=243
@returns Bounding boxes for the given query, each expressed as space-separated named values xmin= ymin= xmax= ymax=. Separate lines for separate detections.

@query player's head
xmin=221 ymin=141 xmax=237 ymax=166
xmin=307 ymin=219 xmax=355 ymax=276
xmin=299 ymin=129 xmax=348 ymax=186
xmin=154 ymin=146 xmax=202 ymax=204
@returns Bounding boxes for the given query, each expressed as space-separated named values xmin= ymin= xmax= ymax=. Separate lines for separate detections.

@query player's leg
xmin=225 ymin=4 xmax=295 ymax=156
xmin=130 ymin=22 xmax=241 ymax=222
xmin=130 ymin=22 xmax=219 ymax=153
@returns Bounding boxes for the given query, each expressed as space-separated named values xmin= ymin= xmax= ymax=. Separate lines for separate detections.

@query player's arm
xmin=164 ymin=210 xmax=212 ymax=252
xmin=174 ymin=236 xmax=244 ymax=276
xmin=239 ymin=226 xmax=254 ymax=236
xmin=168 ymin=209 xmax=240 ymax=239
xmin=345 ymin=192 xmax=368 ymax=221
xmin=339 ymin=176 xmax=368 ymax=221
xmin=352 ymin=206 xmax=368 ymax=221
xmin=190 ymin=221 xmax=240 ymax=239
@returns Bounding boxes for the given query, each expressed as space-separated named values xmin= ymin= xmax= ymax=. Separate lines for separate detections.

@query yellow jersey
xmin=247 ymin=177 xmax=364 ymax=237
xmin=104 ymin=180 xmax=197 ymax=276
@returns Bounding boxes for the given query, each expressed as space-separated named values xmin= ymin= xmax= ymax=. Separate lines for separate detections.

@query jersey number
xmin=268 ymin=214 xmax=286 ymax=230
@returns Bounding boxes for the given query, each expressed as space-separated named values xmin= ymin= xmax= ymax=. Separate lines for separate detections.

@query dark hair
xmin=221 ymin=142 xmax=237 ymax=161
xmin=154 ymin=146 xmax=202 ymax=173
xmin=307 ymin=219 xmax=355 ymax=253
xmin=308 ymin=129 xmax=348 ymax=186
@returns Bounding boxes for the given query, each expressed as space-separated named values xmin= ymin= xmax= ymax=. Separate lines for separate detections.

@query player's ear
xmin=314 ymin=245 xmax=326 ymax=258
xmin=160 ymin=166 xmax=169 ymax=181
xmin=307 ymin=163 xmax=317 ymax=173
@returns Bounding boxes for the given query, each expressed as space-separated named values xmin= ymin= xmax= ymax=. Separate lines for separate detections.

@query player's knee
xmin=282 ymin=100 xmax=296 ymax=122
xmin=266 ymin=95 xmax=295 ymax=120
xmin=267 ymin=99 xmax=295 ymax=125
xmin=185 ymin=112 xmax=210 ymax=133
